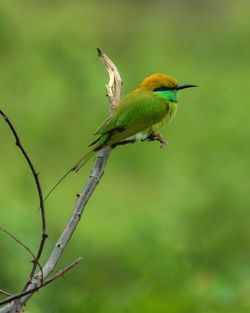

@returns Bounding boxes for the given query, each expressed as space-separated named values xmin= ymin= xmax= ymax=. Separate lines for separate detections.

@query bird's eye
xmin=153 ymin=86 xmax=172 ymax=92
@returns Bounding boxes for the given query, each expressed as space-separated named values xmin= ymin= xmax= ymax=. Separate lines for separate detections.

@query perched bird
xmin=43 ymin=73 xmax=197 ymax=201
xmin=73 ymin=73 xmax=197 ymax=171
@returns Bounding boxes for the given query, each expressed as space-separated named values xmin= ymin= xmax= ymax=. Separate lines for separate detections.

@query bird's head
xmin=140 ymin=73 xmax=197 ymax=103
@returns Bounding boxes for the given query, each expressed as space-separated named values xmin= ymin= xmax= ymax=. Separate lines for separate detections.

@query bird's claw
xmin=147 ymin=134 xmax=168 ymax=148
xmin=155 ymin=134 xmax=168 ymax=148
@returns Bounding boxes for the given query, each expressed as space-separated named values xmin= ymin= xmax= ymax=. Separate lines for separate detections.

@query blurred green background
xmin=0 ymin=0 xmax=249 ymax=312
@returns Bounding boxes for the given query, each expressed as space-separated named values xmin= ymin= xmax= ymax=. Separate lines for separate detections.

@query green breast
xmin=168 ymin=102 xmax=177 ymax=121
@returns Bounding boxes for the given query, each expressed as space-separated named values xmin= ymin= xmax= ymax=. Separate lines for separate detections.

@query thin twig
xmin=0 ymin=110 xmax=48 ymax=288
xmin=0 ymin=227 xmax=43 ymax=279
xmin=0 ymin=258 xmax=81 ymax=306
xmin=0 ymin=291 xmax=11 ymax=297
xmin=0 ymin=49 xmax=122 ymax=312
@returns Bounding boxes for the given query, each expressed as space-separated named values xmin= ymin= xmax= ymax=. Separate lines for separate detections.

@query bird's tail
xmin=72 ymin=133 xmax=109 ymax=172
xmin=42 ymin=134 xmax=108 ymax=204
xmin=72 ymin=149 xmax=96 ymax=172
xmin=42 ymin=148 xmax=96 ymax=203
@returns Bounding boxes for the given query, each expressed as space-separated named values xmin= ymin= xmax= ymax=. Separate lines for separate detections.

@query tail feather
xmin=42 ymin=149 xmax=95 ymax=204
xmin=41 ymin=135 xmax=108 ymax=205
xmin=73 ymin=133 xmax=110 ymax=172
xmin=72 ymin=149 xmax=96 ymax=172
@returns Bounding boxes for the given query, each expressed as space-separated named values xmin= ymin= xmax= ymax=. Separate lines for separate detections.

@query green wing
xmin=94 ymin=90 xmax=169 ymax=145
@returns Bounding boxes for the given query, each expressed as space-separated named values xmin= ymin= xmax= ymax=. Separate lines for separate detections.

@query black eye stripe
xmin=153 ymin=85 xmax=175 ymax=92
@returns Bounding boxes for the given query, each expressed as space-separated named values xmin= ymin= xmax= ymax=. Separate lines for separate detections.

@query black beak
xmin=175 ymin=84 xmax=198 ymax=90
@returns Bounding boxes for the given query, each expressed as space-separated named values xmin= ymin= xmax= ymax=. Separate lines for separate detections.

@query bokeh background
xmin=0 ymin=1 xmax=250 ymax=312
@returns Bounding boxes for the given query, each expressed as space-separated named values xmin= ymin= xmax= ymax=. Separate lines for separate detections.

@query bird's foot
xmin=147 ymin=133 xmax=168 ymax=148
xmin=155 ymin=134 xmax=168 ymax=148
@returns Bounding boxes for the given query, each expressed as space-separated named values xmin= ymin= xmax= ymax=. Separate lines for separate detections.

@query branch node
xmin=90 ymin=174 xmax=100 ymax=181
xmin=56 ymin=243 xmax=63 ymax=249
xmin=74 ymin=212 xmax=81 ymax=218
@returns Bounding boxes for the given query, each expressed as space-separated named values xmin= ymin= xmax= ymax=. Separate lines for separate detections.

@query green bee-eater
xmin=73 ymin=73 xmax=197 ymax=171
xmin=43 ymin=73 xmax=197 ymax=201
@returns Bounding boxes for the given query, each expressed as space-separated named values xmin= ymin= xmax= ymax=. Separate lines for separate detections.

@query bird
xmin=72 ymin=73 xmax=197 ymax=171
xmin=43 ymin=73 xmax=197 ymax=201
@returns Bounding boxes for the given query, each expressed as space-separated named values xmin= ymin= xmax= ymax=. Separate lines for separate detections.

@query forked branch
xmin=0 ymin=110 xmax=47 ymax=287
xmin=0 ymin=49 xmax=122 ymax=312
xmin=0 ymin=258 xmax=81 ymax=306
xmin=0 ymin=227 xmax=43 ymax=277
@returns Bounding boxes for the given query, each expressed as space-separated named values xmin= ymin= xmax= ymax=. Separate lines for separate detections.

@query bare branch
xmin=97 ymin=48 xmax=122 ymax=111
xmin=0 ymin=291 xmax=11 ymax=297
xmin=0 ymin=258 xmax=81 ymax=306
xmin=0 ymin=110 xmax=48 ymax=287
xmin=0 ymin=227 xmax=43 ymax=279
xmin=0 ymin=49 xmax=122 ymax=312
